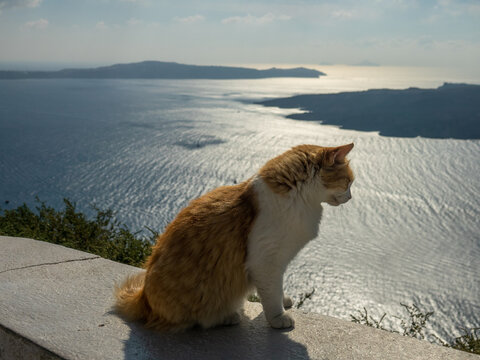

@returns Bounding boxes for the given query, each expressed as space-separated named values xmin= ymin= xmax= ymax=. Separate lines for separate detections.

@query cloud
xmin=96 ymin=21 xmax=108 ymax=30
xmin=420 ymin=0 xmax=480 ymax=23
xmin=433 ymin=0 xmax=480 ymax=17
xmin=24 ymin=18 xmax=48 ymax=29
xmin=321 ymin=4 xmax=382 ymax=21
xmin=126 ymin=17 xmax=143 ymax=26
xmin=221 ymin=13 xmax=291 ymax=25
xmin=0 ymin=0 xmax=40 ymax=12
xmin=331 ymin=9 xmax=355 ymax=19
xmin=173 ymin=14 xmax=205 ymax=24
xmin=119 ymin=0 xmax=149 ymax=4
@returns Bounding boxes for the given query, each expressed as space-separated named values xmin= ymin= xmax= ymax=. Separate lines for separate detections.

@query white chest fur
xmin=246 ymin=176 xmax=323 ymax=270
xmin=244 ymin=176 xmax=323 ymax=328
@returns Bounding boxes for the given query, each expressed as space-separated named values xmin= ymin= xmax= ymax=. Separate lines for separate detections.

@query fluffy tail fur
xmin=114 ymin=272 xmax=192 ymax=332
xmin=114 ymin=272 xmax=150 ymax=322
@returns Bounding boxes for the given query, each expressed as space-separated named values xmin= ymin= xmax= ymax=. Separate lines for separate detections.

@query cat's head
xmin=317 ymin=143 xmax=355 ymax=206
xmin=259 ymin=143 xmax=355 ymax=207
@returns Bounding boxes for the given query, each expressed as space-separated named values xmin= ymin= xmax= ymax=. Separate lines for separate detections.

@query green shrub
xmin=0 ymin=198 xmax=154 ymax=267
xmin=295 ymin=288 xmax=315 ymax=309
xmin=395 ymin=303 xmax=434 ymax=340
xmin=449 ymin=327 xmax=480 ymax=354
xmin=350 ymin=307 xmax=387 ymax=330
xmin=351 ymin=303 xmax=479 ymax=355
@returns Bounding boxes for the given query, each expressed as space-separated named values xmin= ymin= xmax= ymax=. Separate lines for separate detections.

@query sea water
xmin=0 ymin=66 xmax=479 ymax=340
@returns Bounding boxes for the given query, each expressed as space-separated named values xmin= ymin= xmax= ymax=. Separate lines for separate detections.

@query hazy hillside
xmin=259 ymin=83 xmax=480 ymax=139
xmin=0 ymin=61 xmax=325 ymax=80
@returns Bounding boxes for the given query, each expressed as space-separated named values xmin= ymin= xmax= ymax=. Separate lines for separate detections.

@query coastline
xmin=257 ymin=83 xmax=480 ymax=139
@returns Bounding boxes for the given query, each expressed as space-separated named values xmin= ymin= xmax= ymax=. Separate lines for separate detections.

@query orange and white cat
xmin=115 ymin=143 xmax=354 ymax=331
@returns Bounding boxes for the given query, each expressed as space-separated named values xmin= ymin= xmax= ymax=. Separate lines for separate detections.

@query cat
xmin=114 ymin=143 xmax=354 ymax=331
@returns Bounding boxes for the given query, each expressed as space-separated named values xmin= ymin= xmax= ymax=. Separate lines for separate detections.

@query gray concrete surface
xmin=0 ymin=236 xmax=99 ymax=273
xmin=0 ymin=235 xmax=477 ymax=360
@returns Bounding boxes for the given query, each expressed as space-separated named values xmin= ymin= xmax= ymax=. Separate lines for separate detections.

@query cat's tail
xmin=114 ymin=272 xmax=150 ymax=322
xmin=114 ymin=272 xmax=191 ymax=332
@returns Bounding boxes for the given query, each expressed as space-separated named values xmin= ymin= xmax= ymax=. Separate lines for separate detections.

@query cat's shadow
xmin=121 ymin=311 xmax=311 ymax=360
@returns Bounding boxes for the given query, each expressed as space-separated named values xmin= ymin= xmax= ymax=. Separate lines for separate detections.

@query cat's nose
xmin=346 ymin=189 xmax=352 ymax=200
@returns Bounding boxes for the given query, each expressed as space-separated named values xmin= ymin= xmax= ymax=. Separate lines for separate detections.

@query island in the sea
xmin=0 ymin=61 xmax=325 ymax=80
xmin=258 ymin=83 xmax=480 ymax=140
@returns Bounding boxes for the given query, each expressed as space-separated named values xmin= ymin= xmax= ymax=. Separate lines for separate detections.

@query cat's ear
xmin=325 ymin=143 xmax=354 ymax=166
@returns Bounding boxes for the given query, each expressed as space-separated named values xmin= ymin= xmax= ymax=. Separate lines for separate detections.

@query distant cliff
xmin=0 ymin=61 xmax=325 ymax=80
xmin=258 ymin=83 xmax=480 ymax=139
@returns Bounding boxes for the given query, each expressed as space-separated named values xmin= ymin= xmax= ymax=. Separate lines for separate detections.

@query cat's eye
xmin=343 ymin=178 xmax=353 ymax=190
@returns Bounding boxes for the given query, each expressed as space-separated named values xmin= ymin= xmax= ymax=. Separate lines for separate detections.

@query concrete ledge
xmin=0 ymin=236 xmax=477 ymax=360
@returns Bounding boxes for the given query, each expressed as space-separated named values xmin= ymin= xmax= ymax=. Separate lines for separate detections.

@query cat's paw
xmin=283 ymin=295 xmax=293 ymax=309
xmin=222 ymin=312 xmax=241 ymax=326
xmin=268 ymin=312 xmax=295 ymax=329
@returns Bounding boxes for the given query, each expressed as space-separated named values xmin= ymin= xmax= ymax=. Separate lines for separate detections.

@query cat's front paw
xmin=268 ymin=312 xmax=295 ymax=329
xmin=283 ymin=295 xmax=293 ymax=309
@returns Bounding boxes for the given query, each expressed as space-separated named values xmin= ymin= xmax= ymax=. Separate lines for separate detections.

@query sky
xmin=0 ymin=0 xmax=479 ymax=70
